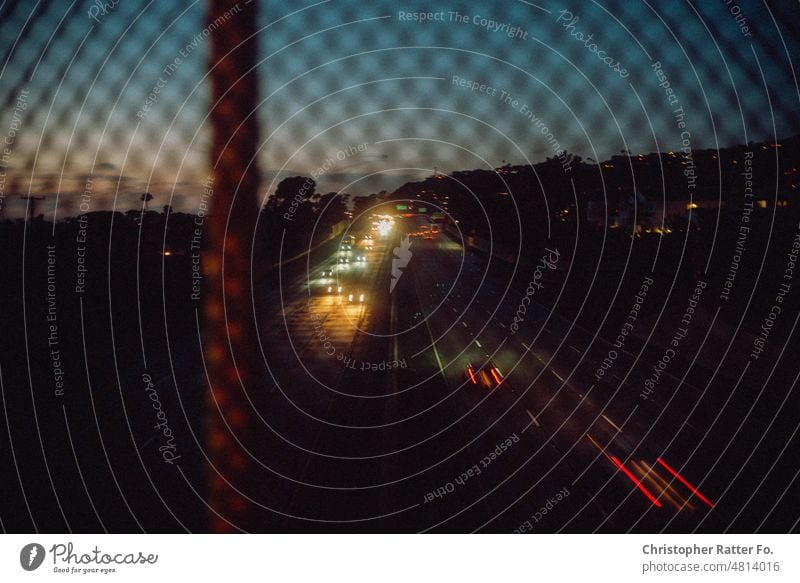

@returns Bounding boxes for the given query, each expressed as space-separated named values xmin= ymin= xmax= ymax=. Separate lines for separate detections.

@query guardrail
xmin=441 ymin=222 xmax=518 ymax=263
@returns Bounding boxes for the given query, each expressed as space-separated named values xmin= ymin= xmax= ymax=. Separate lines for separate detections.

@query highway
xmin=247 ymin=213 xmax=770 ymax=532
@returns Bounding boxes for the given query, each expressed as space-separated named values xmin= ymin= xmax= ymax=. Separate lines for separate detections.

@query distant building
xmin=583 ymin=188 xmax=728 ymax=234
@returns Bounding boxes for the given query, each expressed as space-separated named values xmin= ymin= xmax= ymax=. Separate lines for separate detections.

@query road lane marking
xmin=521 ymin=342 xmax=531 ymax=351
xmin=569 ymin=346 xmax=580 ymax=353
xmin=525 ymin=409 xmax=541 ymax=428
xmin=601 ymin=414 xmax=623 ymax=433
xmin=462 ymin=322 xmax=468 ymax=327
xmin=551 ymin=369 xmax=564 ymax=382
xmin=475 ymin=340 xmax=482 ymax=348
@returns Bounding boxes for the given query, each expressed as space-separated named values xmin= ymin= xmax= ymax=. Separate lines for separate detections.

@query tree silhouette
xmin=267 ymin=175 xmax=316 ymax=214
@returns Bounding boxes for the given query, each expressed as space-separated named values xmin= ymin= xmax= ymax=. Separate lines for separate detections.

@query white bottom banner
xmin=1 ymin=534 xmax=796 ymax=582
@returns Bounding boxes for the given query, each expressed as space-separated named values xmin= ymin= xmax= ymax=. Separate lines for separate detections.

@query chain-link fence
xmin=1 ymin=0 xmax=799 ymax=534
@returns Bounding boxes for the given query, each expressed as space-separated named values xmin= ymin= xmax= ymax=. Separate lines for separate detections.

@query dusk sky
xmin=0 ymin=0 xmax=798 ymax=215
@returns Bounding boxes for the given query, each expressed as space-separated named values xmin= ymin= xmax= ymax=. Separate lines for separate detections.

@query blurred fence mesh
xmin=0 ymin=1 xmax=797 ymax=222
